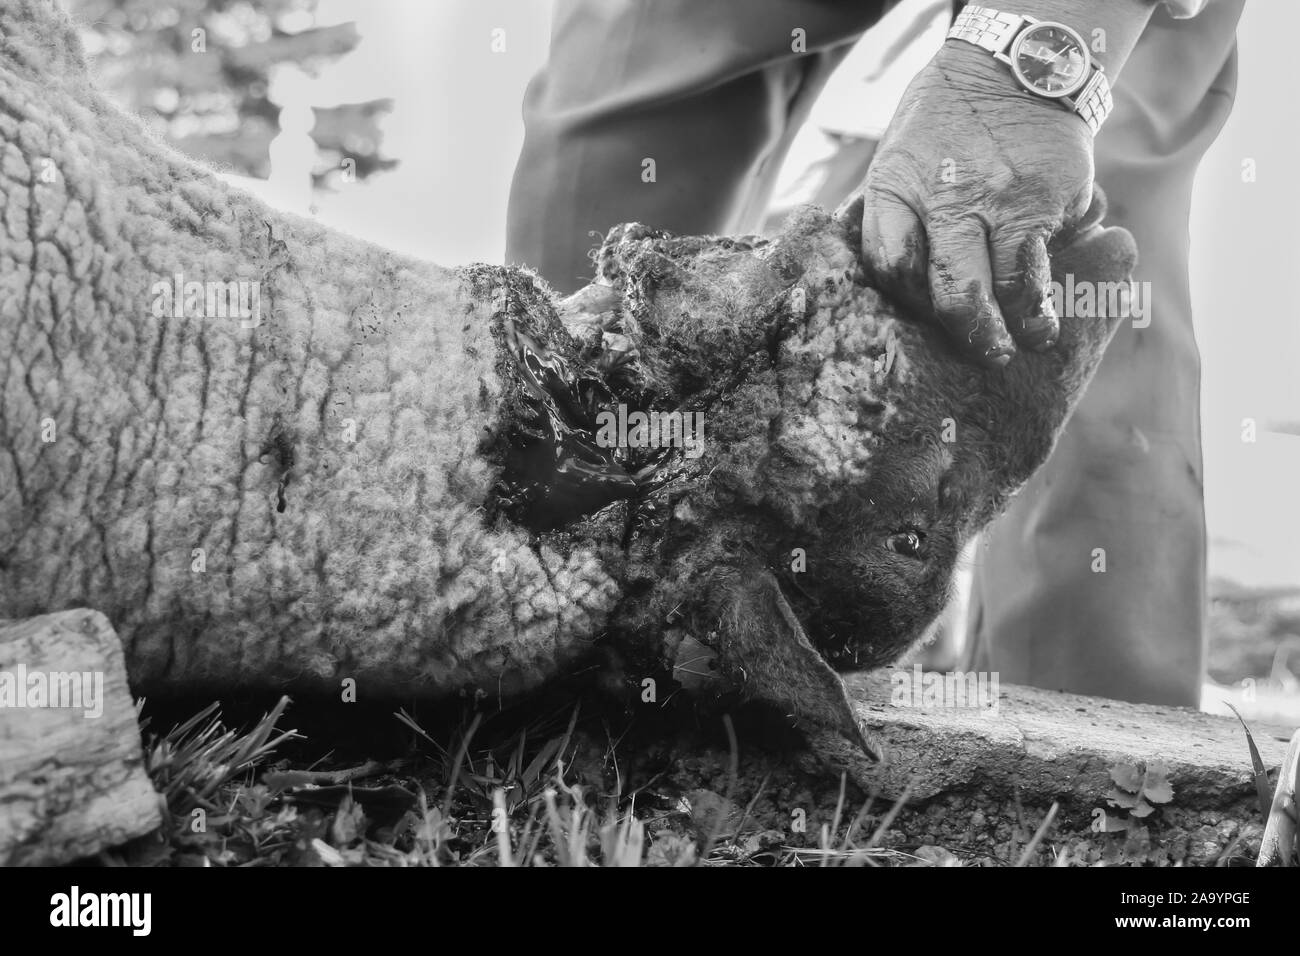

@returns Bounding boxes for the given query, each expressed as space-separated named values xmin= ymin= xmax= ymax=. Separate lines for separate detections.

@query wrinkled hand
xmin=851 ymin=40 xmax=1100 ymax=367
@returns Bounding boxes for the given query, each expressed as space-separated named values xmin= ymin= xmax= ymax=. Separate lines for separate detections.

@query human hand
xmin=849 ymin=39 xmax=1099 ymax=367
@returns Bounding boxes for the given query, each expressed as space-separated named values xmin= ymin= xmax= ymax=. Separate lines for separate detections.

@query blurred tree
xmin=67 ymin=0 xmax=397 ymax=186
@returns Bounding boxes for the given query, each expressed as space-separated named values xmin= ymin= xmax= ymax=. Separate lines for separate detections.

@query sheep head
xmin=529 ymin=200 xmax=1136 ymax=754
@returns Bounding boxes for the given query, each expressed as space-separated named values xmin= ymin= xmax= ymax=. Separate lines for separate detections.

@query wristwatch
xmin=946 ymin=5 xmax=1113 ymax=134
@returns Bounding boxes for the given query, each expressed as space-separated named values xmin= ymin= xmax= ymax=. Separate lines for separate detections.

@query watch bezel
xmin=1008 ymin=20 xmax=1091 ymax=100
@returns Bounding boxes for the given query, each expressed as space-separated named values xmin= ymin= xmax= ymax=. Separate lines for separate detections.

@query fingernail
xmin=1020 ymin=324 xmax=1058 ymax=351
xmin=984 ymin=347 xmax=1014 ymax=368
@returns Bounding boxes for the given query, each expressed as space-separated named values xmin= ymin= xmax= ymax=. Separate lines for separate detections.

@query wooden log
xmin=0 ymin=609 xmax=162 ymax=866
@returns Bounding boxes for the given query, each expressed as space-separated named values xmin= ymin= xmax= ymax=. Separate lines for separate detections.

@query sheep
xmin=0 ymin=0 xmax=1134 ymax=755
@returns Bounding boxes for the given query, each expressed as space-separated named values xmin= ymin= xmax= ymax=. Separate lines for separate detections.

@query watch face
xmin=1010 ymin=22 xmax=1089 ymax=98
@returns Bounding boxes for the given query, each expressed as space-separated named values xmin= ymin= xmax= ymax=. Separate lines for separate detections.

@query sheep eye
xmin=885 ymin=530 xmax=925 ymax=558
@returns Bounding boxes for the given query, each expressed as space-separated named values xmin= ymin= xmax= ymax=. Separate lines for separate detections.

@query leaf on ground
xmin=1109 ymin=762 xmax=1144 ymax=794
xmin=1107 ymin=787 xmax=1140 ymax=810
xmin=682 ymin=789 xmax=736 ymax=837
xmin=673 ymin=636 xmax=719 ymax=691
xmin=1128 ymin=797 xmax=1156 ymax=819
xmin=311 ymin=838 xmax=345 ymax=866
xmin=740 ymin=829 xmax=786 ymax=859
xmin=330 ymin=795 xmax=366 ymax=846
xmin=646 ymin=834 xmax=698 ymax=867
xmin=912 ymin=845 xmax=961 ymax=867
xmin=1141 ymin=760 xmax=1174 ymax=805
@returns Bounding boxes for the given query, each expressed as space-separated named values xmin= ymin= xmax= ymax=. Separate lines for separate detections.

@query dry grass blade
xmin=541 ymin=787 xmax=569 ymax=863
xmin=839 ymin=788 xmax=879 ymax=854
xmin=821 ymin=773 xmax=848 ymax=868
xmin=1015 ymin=802 xmax=1059 ymax=867
xmin=439 ymin=711 xmax=483 ymax=820
xmin=865 ymin=783 xmax=913 ymax=850
xmin=700 ymin=714 xmax=740 ymax=861
xmin=731 ymin=772 xmax=770 ymax=842
xmin=394 ymin=707 xmax=449 ymax=760
xmin=493 ymin=788 xmax=514 ymax=866
xmin=1257 ymin=728 xmax=1300 ymax=867
xmin=1225 ymin=702 xmax=1274 ymax=825
xmin=602 ymin=806 xmax=646 ymax=867
xmin=519 ymin=703 xmax=581 ymax=790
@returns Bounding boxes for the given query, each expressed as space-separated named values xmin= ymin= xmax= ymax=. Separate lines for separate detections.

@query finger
xmin=1050 ymin=181 xmax=1102 ymax=253
xmin=1075 ymin=182 xmax=1105 ymax=230
xmin=858 ymin=189 xmax=929 ymax=314
xmin=927 ymin=216 xmax=1014 ymax=368
xmin=990 ymin=225 xmax=1058 ymax=351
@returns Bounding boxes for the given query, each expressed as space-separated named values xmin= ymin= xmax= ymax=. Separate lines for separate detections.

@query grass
xmin=100 ymin=681 xmax=1289 ymax=867
xmin=106 ymin=695 xmax=942 ymax=867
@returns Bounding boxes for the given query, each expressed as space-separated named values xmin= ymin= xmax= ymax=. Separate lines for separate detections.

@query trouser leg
xmin=963 ymin=1 xmax=1246 ymax=707
xmin=505 ymin=0 xmax=892 ymax=293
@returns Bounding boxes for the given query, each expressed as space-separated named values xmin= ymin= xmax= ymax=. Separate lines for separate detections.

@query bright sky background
xmin=230 ymin=0 xmax=1298 ymax=593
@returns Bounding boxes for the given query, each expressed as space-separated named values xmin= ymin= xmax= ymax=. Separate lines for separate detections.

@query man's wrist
xmin=933 ymin=36 xmax=1059 ymax=101
xmin=932 ymin=37 xmax=1099 ymax=139
xmin=979 ymin=0 xmax=1155 ymax=75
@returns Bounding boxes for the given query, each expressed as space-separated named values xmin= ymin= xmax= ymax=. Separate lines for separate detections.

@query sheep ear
xmin=1050 ymin=224 xmax=1138 ymax=305
xmin=1043 ymin=220 xmax=1136 ymax=377
xmin=1044 ymin=215 xmax=1138 ymax=384
xmin=1048 ymin=185 xmax=1138 ymax=350
xmin=982 ymin=217 xmax=1138 ymax=501
xmin=711 ymin=568 xmax=881 ymax=761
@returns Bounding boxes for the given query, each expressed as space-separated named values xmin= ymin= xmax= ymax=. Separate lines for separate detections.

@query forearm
xmin=994 ymin=0 xmax=1157 ymax=76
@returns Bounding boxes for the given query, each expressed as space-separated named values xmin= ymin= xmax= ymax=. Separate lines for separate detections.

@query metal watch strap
xmin=1070 ymin=69 xmax=1114 ymax=135
xmin=947 ymin=5 xmax=1114 ymax=135
xmin=948 ymin=4 xmax=1025 ymax=52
